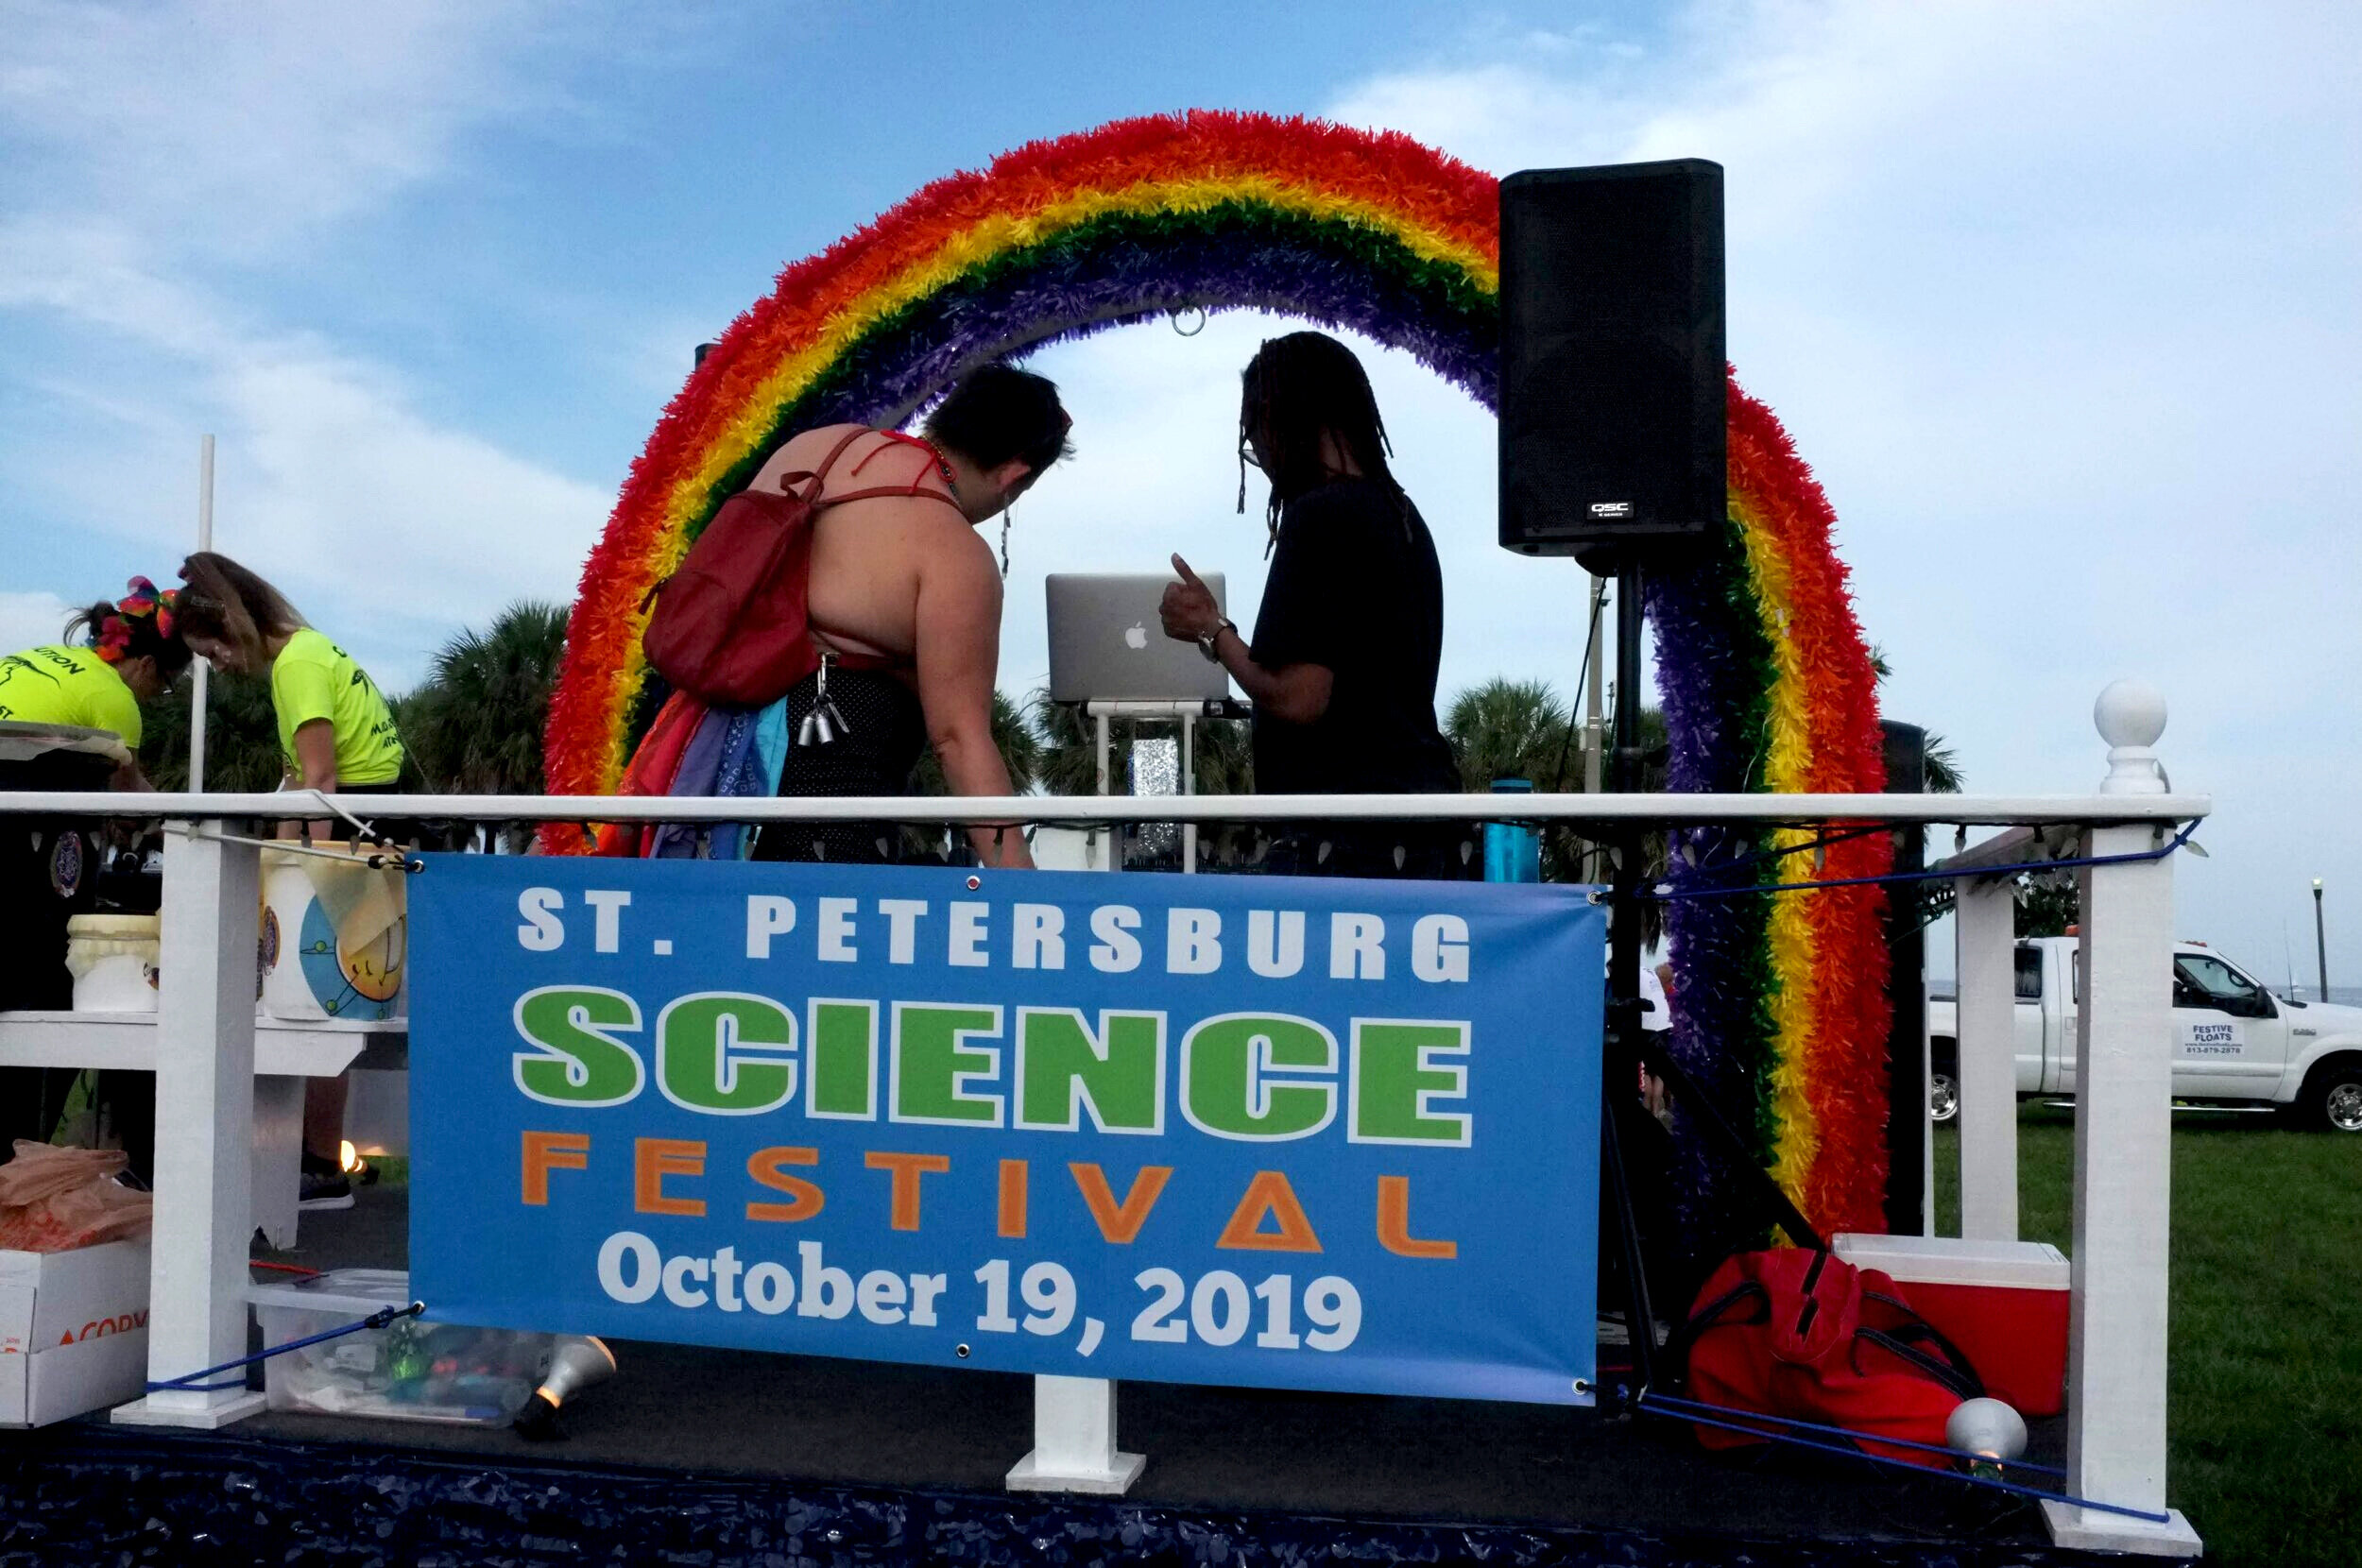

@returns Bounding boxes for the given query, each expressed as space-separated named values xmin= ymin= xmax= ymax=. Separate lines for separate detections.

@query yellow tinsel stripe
xmin=1731 ymin=494 xmax=1823 ymax=1203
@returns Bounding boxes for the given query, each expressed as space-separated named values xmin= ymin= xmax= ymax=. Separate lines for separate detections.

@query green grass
xmin=1933 ymin=1108 xmax=2362 ymax=1567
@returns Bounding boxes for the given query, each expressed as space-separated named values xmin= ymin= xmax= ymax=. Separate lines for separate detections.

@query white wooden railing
xmin=0 ymin=681 xmax=2203 ymax=1554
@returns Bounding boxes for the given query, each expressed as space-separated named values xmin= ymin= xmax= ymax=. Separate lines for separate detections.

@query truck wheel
xmin=2300 ymin=1058 xmax=2362 ymax=1133
xmin=1929 ymin=1071 xmax=1960 ymax=1123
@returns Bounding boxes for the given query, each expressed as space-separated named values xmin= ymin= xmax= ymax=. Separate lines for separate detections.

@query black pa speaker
xmin=1498 ymin=160 xmax=1725 ymax=568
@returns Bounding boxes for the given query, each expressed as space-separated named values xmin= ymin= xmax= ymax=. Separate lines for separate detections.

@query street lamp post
xmin=2315 ymin=878 xmax=2330 ymax=1003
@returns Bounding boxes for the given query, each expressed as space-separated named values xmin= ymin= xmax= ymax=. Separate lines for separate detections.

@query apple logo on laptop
xmin=1124 ymin=622 xmax=1148 ymax=650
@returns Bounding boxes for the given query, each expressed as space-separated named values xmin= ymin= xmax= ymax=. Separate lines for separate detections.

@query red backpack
xmin=642 ymin=428 xmax=964 ymax=708
xmin=1678 ymin=1246 xmax=1982 ymax=1468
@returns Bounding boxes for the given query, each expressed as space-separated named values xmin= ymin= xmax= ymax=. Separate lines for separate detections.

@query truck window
xmin=2013 ymin=946 xmax=2043 ymax=999
xmin=2173 ymin=954 xmax=2272 ymax=1018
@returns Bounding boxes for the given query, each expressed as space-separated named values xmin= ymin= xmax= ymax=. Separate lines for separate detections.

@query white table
xmin=0 ymin=1012 xmax=406 ymax=1248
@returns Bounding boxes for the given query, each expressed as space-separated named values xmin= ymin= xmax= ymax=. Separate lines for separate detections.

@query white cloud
xmin=0 ymin=591 xmax=76 ymax=656
xmin=0 ymin=0 xmax=562 ymax=259
xmin=0 ymin=0 xmax=609 ymax=688
xmin=1326 ymin=1 xmax=2362 ymax=972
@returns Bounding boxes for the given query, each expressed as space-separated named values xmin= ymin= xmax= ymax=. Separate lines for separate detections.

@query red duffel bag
xmin=1679 ymin=1246 xmax=1983 ymax=1468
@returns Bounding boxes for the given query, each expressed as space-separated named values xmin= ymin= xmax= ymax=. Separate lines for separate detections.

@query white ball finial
xmin=2095 ymin=679 xmax=2167 ymax=749
xmin=2096 ymin=679 xmax=2168 ymax=794
xmin=1946 ymin=1397 xmax=2028 ymax=1461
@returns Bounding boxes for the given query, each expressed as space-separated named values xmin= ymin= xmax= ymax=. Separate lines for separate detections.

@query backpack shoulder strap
xmin=777 ymin=427 xmax=874 ymax=501
xmin=813 ymin=430 xmax=967 ymax=517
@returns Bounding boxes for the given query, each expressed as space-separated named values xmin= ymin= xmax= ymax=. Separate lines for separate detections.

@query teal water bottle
xmin=1483 ymin=778 xmax=1541 ymax=883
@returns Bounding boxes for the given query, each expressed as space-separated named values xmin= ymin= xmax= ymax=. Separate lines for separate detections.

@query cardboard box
xmin=0 ymin=1238 xmax=151 ymax=1426
xmin=1832 ymin=1233 xmax=2069 ymax=1417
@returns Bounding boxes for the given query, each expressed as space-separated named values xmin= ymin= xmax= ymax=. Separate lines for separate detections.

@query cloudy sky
xmin=1 ymin=2 xmax=2354 ymax=980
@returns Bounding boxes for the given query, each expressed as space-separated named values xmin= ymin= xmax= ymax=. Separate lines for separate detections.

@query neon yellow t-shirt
xmin=270 ymin=628 xmax=403 ymax=786
xmin=0 ymin=644 xmax=143 ymax=748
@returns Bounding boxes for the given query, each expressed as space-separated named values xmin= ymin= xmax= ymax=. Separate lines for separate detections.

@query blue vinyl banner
xmin=409 ymin=856 xmax=1603 ymax=1406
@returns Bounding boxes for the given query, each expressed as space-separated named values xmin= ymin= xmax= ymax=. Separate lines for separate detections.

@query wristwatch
xmin=1196 ymin=618 xmax=1236 ymax=662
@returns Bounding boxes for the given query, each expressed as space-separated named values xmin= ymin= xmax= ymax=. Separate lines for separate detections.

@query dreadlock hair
xmin=1238 ymin=331 xmax=1405 ymax=552
xmin=64 ymin=577 xmax=193 ymax=680
xmin=923 ymin=363 xmax=1074 ymax=476
xmin=175 ymin=552 xmax=307 ymax=670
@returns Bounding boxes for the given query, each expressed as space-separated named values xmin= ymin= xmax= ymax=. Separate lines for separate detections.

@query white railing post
xmin=1010 ymin=705 xmax=1145 ymax=1494
xmin=113 ymin=823 xmax=267 ymax=1428
xmin=2042 ymin=682 xmax=2199 ymax=1554
xmin=1006 ymin=1372 xmax=1144 ymax=1494
xmin=1956 ymin=873 xmax=2018 ymax=1240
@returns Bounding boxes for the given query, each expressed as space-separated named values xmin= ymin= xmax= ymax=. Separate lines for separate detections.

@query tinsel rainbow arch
xmin=544 ymin=111 xmax=1894 ymax=1239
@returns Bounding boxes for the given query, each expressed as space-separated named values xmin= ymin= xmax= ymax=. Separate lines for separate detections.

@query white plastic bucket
xmin=260 ymin=844 xmax=407 ymax=1023
xmin=66 ymin=914 xmax=160 ymax=1013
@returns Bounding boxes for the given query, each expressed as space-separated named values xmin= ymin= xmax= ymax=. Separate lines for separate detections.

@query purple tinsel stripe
xmin=795 ymin=233 xmax=1498 ymax=430
xmin=1648 ymin=549 xmax=1781 ymax=1266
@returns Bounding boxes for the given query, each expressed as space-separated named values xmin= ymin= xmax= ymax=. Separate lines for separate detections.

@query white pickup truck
xmin=1927 ymin=935 xmax=2362 ymax=1132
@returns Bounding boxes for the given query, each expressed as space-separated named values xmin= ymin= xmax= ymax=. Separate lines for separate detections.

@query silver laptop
xmin=1046 ymin=572 xmax=1232 ymax=703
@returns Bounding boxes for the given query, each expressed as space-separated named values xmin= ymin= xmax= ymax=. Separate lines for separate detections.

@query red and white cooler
xmin=1831 ymin=1233 xmax=2070 ymax=1417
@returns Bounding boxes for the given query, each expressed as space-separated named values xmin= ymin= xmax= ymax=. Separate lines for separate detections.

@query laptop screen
xmin=1044 ymin=572 xmax=1233 ymax=704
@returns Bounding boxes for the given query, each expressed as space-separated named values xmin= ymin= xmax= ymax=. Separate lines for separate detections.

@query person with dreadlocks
xmin=1159 ymin=331 xmax=1471 ymax=878
xmin=0 ymin=579 xmax=191 ymax=1159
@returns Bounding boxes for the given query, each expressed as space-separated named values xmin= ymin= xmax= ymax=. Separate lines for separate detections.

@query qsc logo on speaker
xmin=1587 ymin=503 xmax=1634 ymax=520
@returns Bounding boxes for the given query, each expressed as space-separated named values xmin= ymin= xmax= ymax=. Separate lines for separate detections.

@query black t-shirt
xmin=1248 ymin=478 xmax=1459 ymax=796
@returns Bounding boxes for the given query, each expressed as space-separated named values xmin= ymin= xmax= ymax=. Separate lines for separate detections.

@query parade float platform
xmin=0 ymin=1184 xmax=2167 ymax=1568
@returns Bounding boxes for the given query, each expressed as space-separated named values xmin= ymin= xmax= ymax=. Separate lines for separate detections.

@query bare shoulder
xmin=915 ymin=512 xmax=1000 ymax=586
xmin=747 ymin=423 xmax=872 ymax=494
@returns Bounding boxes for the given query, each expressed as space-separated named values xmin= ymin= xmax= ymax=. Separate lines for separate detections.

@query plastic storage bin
xmin=249 ymin=1269 xmax=550 ymax=1424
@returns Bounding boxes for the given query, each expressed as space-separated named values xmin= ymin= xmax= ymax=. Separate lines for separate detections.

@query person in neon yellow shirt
xmin=174 ymin=552 xmax=409 ymax=1210
xmin=174 ymin=554 xmax=404 ymax=797
xmin=1 ymin=580 xmax=192 ymax=1167
xmin=0 ymin=576 xmax=190 ymax=789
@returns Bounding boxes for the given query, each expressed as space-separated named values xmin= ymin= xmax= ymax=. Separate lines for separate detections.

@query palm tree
xmin=402 ymin=603 xmax=569 ymax=798
xmin=1923 ymin=732 xmax=1964 ymax=793
xmin=1028 ymin=691 xmax=1117 ymax=796
xmin=1025 ymin=692 xmax=1252 ymax=800
xmin=1024 ymin=690 xmax=1258 ymax=866
xmin=1441 ymin=677 xmax=1669 ymax=894
xmin=1444 ymin=677 xmax=1578 ymax=793
xmin=402 ymin=603 xmax=568 ymax=850
xmin=139 ymin=672 xmax=283 ymax=792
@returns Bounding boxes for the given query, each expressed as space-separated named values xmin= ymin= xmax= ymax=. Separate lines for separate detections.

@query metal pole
xmin=1181 ymin=714 xmax=1197 ymax=875
xmin=1093 ymin=711 xmax=1121 ymax=872
xmin=1608 ymin=558 xmax=1645 ymax=1047
xmin=2317 ymin=878 xmax=2331 ymax=1003
xmin=1879 ymin=721 xmax=1928 ymax=1236
xmin=1583 ymin=574 xmax=1606 ymax=880
xmin=188 ymin=435 xmax=214 ymax=791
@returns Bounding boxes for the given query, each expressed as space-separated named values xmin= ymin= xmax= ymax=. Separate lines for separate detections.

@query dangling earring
xmin=999 ymin=510 xmax=1012 ymax=579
